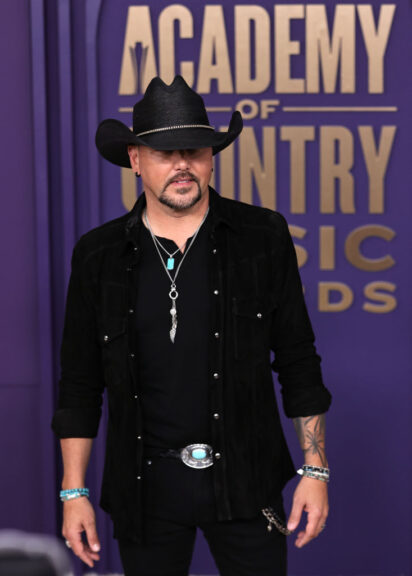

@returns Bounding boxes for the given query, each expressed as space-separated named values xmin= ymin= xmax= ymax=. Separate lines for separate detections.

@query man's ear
xmin=127 ymin=145 xmax=140 ymax=174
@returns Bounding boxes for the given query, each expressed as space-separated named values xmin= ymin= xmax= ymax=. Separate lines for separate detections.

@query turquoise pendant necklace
xmin=152 ymin=237 xmax=187 ymax=271
xmin=144 ymin=207 xmax=210 ymax=343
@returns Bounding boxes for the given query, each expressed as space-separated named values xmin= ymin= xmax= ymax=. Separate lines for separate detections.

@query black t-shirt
xmin=135 ymin=214 xmax=211 ymax=449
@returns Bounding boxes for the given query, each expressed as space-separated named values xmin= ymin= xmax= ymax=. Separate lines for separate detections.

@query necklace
xmin=151 ymin=236 xmax=187 ymax=271
xmin=144 ymin=207 xmax=210 ymax=343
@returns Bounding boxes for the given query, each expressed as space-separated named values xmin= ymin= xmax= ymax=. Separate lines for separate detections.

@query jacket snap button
xmin=213 ymin=413 xmax=220 ymax=420
xmin=103 ymin=335 xmax=109 ymax=342
xmin=257 ymin=313 xmax=262 ymax=319
xmin=213 ymin=289 xmax=219 ymax=295
xmin=214 ymin=332 xmax=220 ymax=339
xmin=215 ymin=452 xmax=221 ymax=459
xmin=213 ymin=373 xmax=219 ymax=379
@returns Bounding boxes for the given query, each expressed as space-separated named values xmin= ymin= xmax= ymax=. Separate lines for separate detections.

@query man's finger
xmin=84 ymin=521 xmax=101 ymax=553
xmin=287 ymin=499 xmax=304 ymax=531
xmin=314 ymin=512 xmax=328 ymax=537
xmin=79 ymin=547 xmax=97 ymax=567
xmin=295 ymin=510 xmax=321 ymax=548
xmin=68 ymin=531 xmax=96 ymax=567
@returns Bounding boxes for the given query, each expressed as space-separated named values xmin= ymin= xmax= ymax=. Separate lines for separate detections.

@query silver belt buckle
xmin=180 ymin=443 xmax=214 ymax=469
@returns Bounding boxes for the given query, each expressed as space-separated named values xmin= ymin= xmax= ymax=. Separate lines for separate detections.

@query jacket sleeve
xmin=270 ymin=213 xmax=332 ymax=418
xmin=51 ymin=240 xmax=104 ymax=438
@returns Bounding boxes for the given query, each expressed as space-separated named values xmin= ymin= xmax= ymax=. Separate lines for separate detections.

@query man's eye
xmin=157 ymin=150 xmax=173 ymax=159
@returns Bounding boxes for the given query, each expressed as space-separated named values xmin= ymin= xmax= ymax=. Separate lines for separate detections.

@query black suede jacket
xmin=52 ymin=188 xmax=331 ymax=541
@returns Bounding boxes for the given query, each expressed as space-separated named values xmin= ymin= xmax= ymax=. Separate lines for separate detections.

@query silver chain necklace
xmin=143 ymin=207 xmax=210 ymax=343
xmin=151 ymin=235 xmax=187 ymax=271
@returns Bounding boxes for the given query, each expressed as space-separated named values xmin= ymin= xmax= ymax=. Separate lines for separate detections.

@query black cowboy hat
xmin=95 ymin=75 xmax=243 ymax=168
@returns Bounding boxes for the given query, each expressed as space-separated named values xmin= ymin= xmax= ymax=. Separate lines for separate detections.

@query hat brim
xmin=95 ymin=112 xmax=243 ymax=168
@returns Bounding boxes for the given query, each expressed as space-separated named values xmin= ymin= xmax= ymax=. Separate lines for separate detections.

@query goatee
xmin=159 ymin=172 xmax=202 ymax=211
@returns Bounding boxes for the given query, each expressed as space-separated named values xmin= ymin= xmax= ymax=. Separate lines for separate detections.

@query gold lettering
xmin=319 ymin=226 xmax=336 ymax=270
xmin=274 ymin=5 xmax=305 ymax=93
xmin=239 ymin=127 xmax=276 ymax=209
xmin=118 ymin=6 xmax=157 ymax=95
xmin=280 ymin=126 xmax=315 ymax=213
xmin=363 ymin=281 xmax=397 ymax=313
xmin=260 ymin=100 xmax=280 ymax=119
xmin=235 ymin=6 xmax=270 ymax=93
xmin=320 ymin=126 xmax=354 ymax=213
xmin=306 ymin=5 xmax=355 ymax=93
xmin=357 ymin=4 xmax=396 ymax=93
xmin=197 ymin=6 xmax=233 ymax=94
xmin=318 ymin=282 xmax=354 ymax=312
xmin=289 ymin=225 xmax=308 ymax=268
xmin=358 ymin=126 xmax=396 ymax=214
xmin=158 ymin=5 xmax=194 ymax=85
xmin=345 ymin=225 xmax=395 ymax=271
xmin=236 ymin=99 xmax=259 ymax=120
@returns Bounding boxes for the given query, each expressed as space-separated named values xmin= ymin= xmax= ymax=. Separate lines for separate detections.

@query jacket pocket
xmin=99 ymin=318 xmax=128 ymax=388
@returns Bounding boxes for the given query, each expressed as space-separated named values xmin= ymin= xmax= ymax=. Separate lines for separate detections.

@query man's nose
xmin=174 ymin=150 xmax=190 ymax=168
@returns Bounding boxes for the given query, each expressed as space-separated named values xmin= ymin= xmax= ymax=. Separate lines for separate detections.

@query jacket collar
xmin=209 ymin=187 xmax=239 ymax=233
xmin=122 ymin=187 xmax=239 ymax=254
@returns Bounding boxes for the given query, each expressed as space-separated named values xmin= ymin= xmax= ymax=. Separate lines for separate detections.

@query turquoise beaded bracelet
xmin=60 ymin=488 xmax=89 ymax=502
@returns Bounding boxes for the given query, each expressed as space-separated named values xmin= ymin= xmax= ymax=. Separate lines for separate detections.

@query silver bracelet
xmin=297 ymin=469 xmax=330 ymax=483
xmin=302 ymin=464 xmax=330 ymax=475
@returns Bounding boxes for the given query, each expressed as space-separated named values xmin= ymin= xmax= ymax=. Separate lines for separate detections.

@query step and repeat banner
xmin=29 ymin=1 xmax=411 ymax=574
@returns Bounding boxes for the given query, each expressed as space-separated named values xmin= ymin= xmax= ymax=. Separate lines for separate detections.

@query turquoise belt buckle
xmin=180 ymin=443 xmax=214 ymax=469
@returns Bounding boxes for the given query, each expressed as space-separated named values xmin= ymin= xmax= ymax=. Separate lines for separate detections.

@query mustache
xmin=164 ymin=172 xmax=200 ymax=188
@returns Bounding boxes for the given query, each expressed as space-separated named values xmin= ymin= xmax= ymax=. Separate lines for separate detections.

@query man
xmin=52 ymin=75 xmax=332 ymax=576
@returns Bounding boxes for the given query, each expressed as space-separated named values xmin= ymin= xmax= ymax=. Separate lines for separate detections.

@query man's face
xmin=129 ymin=145 xmax=213 ymax=212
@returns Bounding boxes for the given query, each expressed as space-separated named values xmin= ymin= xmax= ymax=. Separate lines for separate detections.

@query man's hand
xmin=62 ymin=497 xmax=101 ymax=567
xmin=290 ymin=413 xmax=329 ymax=547
xmin=287 ymin=476 xmax=329 ymax=548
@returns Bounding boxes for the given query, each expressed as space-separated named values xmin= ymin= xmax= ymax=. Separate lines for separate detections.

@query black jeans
xmin=118 ymin=457 xmax=287 ymax=576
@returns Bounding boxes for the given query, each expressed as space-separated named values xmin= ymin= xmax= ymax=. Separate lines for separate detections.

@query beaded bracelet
xmin=297 ymin=468 xmax=330 ymax=483
xmin=298 ymin=470 xmax=329 ymax=483
xmin=60 ymin=488 xmax=90 ymax=502
xmin=302 ymin=465 xmax=330 ymax=475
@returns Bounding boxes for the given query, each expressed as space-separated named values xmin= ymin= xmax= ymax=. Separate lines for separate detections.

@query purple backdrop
xmin=0 ymin=1 xmax=411 ymax=575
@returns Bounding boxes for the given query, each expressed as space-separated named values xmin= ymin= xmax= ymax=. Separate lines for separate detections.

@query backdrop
xmin=0 ymin=0 xmax=411 ymax=575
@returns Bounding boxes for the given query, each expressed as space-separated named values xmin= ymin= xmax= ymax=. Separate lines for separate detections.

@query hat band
xmin=136 ymin=124 xmax=215 ymax=137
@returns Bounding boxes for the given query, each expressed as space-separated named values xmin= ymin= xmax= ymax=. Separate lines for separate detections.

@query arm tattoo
xmin=293 ymin=414 xmax=327 ymax=467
